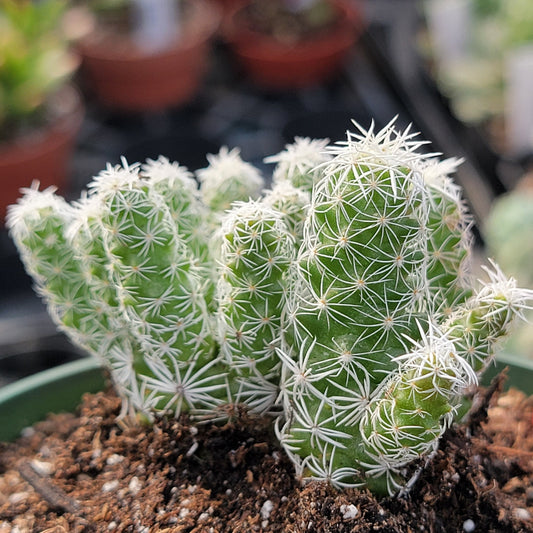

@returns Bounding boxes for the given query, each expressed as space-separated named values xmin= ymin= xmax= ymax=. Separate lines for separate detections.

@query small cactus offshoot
xmin=7 ymin=119 xmax=532 ymax=496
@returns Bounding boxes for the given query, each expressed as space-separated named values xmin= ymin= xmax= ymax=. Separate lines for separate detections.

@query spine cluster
xmin=275 ymin=121 xmax=532 ymax=494
xmin=8 ymin=120 xmax=532 ymax=495
xmin=216 ymin=201 xmax=294 ymax=414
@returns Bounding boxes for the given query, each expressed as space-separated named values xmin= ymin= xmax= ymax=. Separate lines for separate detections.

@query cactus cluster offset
xmin=216 ymin=200 xmax=295 ymax=414
xmin=9 ymin=157 xmax=228 ymax=420
xmin=276 ymin=121 xmax=532 ymax=494
xmin=8 ymin=120 xmax=532 ymax=496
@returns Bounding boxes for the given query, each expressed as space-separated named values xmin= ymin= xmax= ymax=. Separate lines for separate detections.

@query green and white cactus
xmin=265 ymin=136 xmax=331 ymax=194
xmin=7 ymin=118 xmax=532 ymax=496
xmin=196 ymin=146 xmax=265 ymax=217
xmin=275 ymin=119 xmax=533 ymax=495
xmin=8 ymin=160 xmax=228 ymax=420
xmin=216 ymin=200 xmax=295 ymax=414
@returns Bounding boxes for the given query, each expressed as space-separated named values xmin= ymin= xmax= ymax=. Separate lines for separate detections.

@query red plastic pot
xmin=76 ymin=0 xmax=221 ymax=111
xmin=0 ymin=86 xmax=84 ymax=225
xmin=224 ymin=0 xmax=363 ymax=90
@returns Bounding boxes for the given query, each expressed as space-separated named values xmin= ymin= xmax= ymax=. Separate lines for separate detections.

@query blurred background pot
xmin=0 ymin=85 xmax=83 ymax=224
xmin=224 ymin=0 xmax=362 ymax=90
xmin=0 ymin=0 xmax=82 ymax=224
xmin=73 ymin=0 xmax=221 ymax=111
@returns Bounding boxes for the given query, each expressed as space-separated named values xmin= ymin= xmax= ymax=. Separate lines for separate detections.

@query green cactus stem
xmin=89 ymin=160 xmax=227 ymax=417
xmin=7 ymin=185 xmax=146 ymax=417
xmin=356 ymin=322 xmax=477 ymax=494
xmin=142 ymin=156 xmax=211 ymax=268
xmin=262 ymin=180 xmax=310 ymax=246
xmin=276 ymin=119 xmax=533 ymax=495
xmin=197 ymin=146 xmax=265 ymax=217
xmin=7 ymin=185 xmax=91 ymax=346
xmin=444 ymin=261 xmax=533 ymax=373
xmin=423 ymin=157 xmax=474 ymax=315
xmin=216 ymin=200 xmax=295 ymax=414
xmin=68 ymin=193 xmax=151 ymax=417
xmin=265 ymin=136 xmax=331 ymax=194
xmin=141 ymin=156 xmax=216 ymax=308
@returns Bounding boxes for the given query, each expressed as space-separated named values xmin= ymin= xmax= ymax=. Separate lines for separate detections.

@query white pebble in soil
xmin=463 ymin=518 xmax=475 ymax=532
xmin=340 ymin=504 xmax=359 ymax=520
xmin=101 ymin=480 xmax=120 ymax=493
xmin=30 ymin=459 xmax=54 ymax=476
xmin=260 ymin=499 xmax=274 ymax=520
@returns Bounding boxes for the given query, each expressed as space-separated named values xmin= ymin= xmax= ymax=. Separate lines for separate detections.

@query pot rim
xmin=0 ymin=352 xmax=532 ymax=443
xmin=0 ymin=357 xmax=106 ymax=442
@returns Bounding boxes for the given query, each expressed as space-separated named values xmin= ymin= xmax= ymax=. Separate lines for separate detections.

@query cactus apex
xmin=265 ymin=136 xmax=331 ymax=193
xmin=197 ymin=146 xmax=265 ymax=213
xmin=477 ymin=259 xmax=533 ymax=322
xmin=141 ymin=156 xmax=198 ymax=195
xmin=6 ymin=182 xmax=69 ymax=235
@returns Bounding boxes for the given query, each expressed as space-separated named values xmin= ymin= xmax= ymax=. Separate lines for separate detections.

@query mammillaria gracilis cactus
xmin=276 ymin=120 xmax=532 ymax=494
xmin=7 ymin=118 xmax=532 ymax=496
xmin=8 ymin=157 xmax=228 ymax=420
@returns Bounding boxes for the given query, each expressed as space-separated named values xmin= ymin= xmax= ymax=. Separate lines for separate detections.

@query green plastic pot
xmin=0 ymin=354 xmax=532 ymax=443
xmin=0 ymin=358 xmax=106 ymax=442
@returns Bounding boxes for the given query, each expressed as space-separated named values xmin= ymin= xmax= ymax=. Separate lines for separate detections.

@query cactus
xmin=6 ymin=184 xmax=148 ymax=417
xmin=196 ymin=146 xmax=265 ymax=218
xmin=422 ymin=157 xmax=474 ymax=315
xmin=262 ymin=181 xmax=310 ymax=245
xmin=262 ymin=136 xmax=331 ymax=246
xmin=7 ymin=160 xmax=228 ymax=420
xmin=7 ymin=118 xmax=533 ymax=497
xmin=265 ymin=136 xmax=331 ymax=194
xmin=89 ymin=161 xmax=227 ymax=417
xmin=275 ymin=119 xmax=533 ymax=495
xmin=216 ymin=200 xmax=295 ymax=414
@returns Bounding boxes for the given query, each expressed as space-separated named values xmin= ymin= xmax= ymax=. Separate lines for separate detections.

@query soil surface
xmin=1 ymin=374 xmax=532 ymax=532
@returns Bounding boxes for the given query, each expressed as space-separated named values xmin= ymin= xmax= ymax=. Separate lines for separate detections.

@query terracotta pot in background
xmin=0 ymin=87 xmax=84 ymax=225
xmin=224 ymin=0 xmax=363 ymax=90
xmin=75 ymin=0 xmax=221 ymax=112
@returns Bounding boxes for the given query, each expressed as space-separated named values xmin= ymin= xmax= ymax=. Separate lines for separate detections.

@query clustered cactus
xmin=8 ymin=119 xmax=532 ymax=496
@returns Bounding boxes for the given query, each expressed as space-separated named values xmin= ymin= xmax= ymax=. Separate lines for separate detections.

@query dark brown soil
xmin=1 ymin=375 xmax=532 ymax=532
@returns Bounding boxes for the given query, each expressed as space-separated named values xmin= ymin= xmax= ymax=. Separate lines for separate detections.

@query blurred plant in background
xmin=240 ymin=0 xmax=338 ymax=45
xmin=485 ymin=171 xmax=533 ymax=360
xmin=0 ymin=0 xmax=78 ymax=141
xmin=78 ymin=0 xmax=181 ymax=52
xmin=422 ymin=0 xmax=533 ymax=153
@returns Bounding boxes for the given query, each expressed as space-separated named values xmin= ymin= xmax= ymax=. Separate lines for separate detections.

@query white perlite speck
xmin=514 ymin=508 xmax=532 ymax=521
xmin=30 ymin=459 xmax=54 ymax=476
xmin=8 ymin=492 xmax=28 ymax=505
xmin=101 ymin=480 xmax=120 ymax=493
xmin=106 ymin=454 xmax=124 ymax=465
xmin=128 ymin=476 xmax=141 ymax=495
xmin=260 ymin=500 xmax=274 ymax=520
xmin=340 ymin=504 xmax=359 ymax=520
xmin=186 ymin=441 xmax=199 ymax=457
xmin=463 ymin=519 xmax=475 ymax=532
